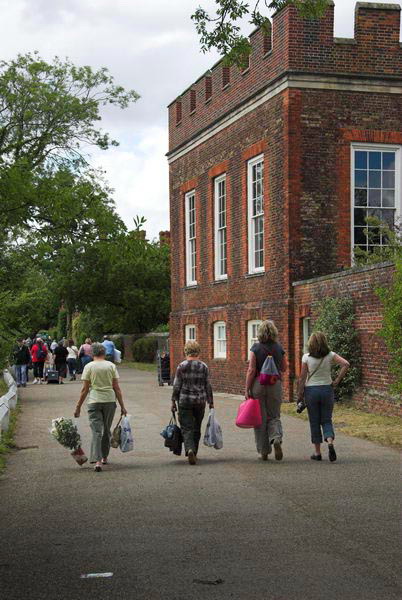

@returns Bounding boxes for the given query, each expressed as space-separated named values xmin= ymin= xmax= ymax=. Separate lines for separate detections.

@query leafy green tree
xmin=0 ymin=52 xmax=139 ymax=234
xmin=313 ymin=298 xmax=361 ymax=400
xmin=354 ymin=217 xmax=401 ymax=266
xmin=377 ymin=259 xmax=402 ymax=394
xmin=192 ymin=0 xmax=329 ymax=65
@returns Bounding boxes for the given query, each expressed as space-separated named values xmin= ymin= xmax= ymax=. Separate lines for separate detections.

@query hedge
xmin=132 ymin=337 xmax=158 ymax=363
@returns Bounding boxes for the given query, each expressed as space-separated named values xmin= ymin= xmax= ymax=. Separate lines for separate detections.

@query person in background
xmin=54 ymin=341 xmax=68 ymax=384
xmin=171 ymin=341 xmax=214 ymax=466
xmin=12 ymin=338 xmax=31 ymax=387
xmin=74 ymin=342 xmax=127 ymax=472
xmin=102 ymin=335 xmax=116 ymax=362
xmin=50 ymin=339 xmax=58 ymax=353
xmin=245 ymin=319 xmax=287 ymax=462
xmin=297 ymin=331 xmax=350 ymax=463
xmin=78 ymin=338 xmax=93 ymax=371
xmin=66 ymin=339 xmax=79 ymax=381
xmin=30 ymin=337 xmax=48 ymax=384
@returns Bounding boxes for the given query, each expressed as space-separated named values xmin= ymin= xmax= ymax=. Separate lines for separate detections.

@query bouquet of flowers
xmin=50 ymin=417 xmax=88 ymax=466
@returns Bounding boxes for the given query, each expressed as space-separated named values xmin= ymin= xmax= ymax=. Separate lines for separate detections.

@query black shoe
xmin=328 ymin=444 xmax=337 ymax=462
xmin=311 ymin=454 xmax=322 ymax=461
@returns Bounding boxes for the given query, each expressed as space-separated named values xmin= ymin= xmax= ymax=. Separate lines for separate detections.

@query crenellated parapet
xmin=168 ymin=1 xmax=402 ymax=154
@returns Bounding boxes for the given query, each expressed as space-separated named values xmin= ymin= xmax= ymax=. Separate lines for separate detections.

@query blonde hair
xmin=258 ymin=320 xmax=278 ymax=344
xmin=308 ymin=331 xmax=330 ymax=358
xmin=184 ymin=341 xmax=200 ymax=357
xmin=85 ymin=338 xmax=92 ymax=344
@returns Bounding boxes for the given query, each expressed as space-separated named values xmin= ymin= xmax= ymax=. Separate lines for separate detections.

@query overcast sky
xmin=0 ymin=0 xmax=400 ymax=240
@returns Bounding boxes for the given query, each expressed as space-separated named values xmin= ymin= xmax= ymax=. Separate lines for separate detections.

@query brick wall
xmin=293 ymin=263 xmax=402 ymax=417
xmin=168 ymin=2 xmax=402 ymax=416
xmin=168 ymin=2 xmax=402 ymax=153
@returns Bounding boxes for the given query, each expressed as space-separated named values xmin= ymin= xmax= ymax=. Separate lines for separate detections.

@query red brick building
xmin=167 ymin=1 xmax=402 ymax=406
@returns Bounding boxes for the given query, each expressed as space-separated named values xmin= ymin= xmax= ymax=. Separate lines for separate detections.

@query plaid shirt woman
xmin=171 ymin=341 xmax=213 ymax=465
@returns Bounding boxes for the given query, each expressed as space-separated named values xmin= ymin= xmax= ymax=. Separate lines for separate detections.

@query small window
xmin=205 ymin=76 xmax=212 ymax=101
xmin=185 ymin=324 xmax=196 ymax=342
xmin=213 ymin=321 xmax=227 ymax=359
xmin=247 ymin=320 xmax=262 ymax=356
xmin=222 ymin=66 xmax=230 ymax=88
xmin=302 ymin=317 xmax=312 ymax=354
xmin=176 ymin=101 xmax=182 ymax=124
xmin=190 ymin=90 xmax=196 ymax=113
xmin=185 ymin=190 xmax=197 ymax=286
xmin=247 ymin=154 xmax=264 ymax=273
xmin=214 ymin=174 xmax=227 ymax=280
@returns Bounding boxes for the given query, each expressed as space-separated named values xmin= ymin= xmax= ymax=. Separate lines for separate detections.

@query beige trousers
xmin=251 ymin=378 xmax=283 ymax=455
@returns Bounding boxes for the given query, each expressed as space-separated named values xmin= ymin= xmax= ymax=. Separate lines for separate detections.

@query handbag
xmin=110 ymin=416 xmax=122 ymax=448
xmin=235 ymin=397 xmax=262 ymax=428
xmin=161 ymin=412 xmax=183 ymax=456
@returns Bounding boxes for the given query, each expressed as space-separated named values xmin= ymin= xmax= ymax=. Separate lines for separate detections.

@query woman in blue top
xmin=245 ymin=320 xmax=287 ymax=462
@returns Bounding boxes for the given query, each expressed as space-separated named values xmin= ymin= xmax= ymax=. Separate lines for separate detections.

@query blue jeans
xmin=15 ymin=365 xmax=28 ymax=385
xmin=305 ymin=385 xmax=335 ymax=444
xmin=81 ymin=355 xmax=92 ymax=370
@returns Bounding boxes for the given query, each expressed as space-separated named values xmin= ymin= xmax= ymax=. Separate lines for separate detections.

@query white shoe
xmin=33 ymin=379 xmax=38 ymax=384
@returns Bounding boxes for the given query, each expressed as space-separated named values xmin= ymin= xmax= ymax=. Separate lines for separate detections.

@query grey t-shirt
xmin=250 ymin=342 xmax=285 ymax=373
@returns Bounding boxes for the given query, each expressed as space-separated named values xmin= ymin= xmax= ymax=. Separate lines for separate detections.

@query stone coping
xmin=292 ymin=261 xmax=395 ymax=287
xmin=356 ymin=2 xmax=401 ymax=11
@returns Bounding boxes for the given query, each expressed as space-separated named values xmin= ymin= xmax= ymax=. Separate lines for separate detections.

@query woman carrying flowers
xmin=74 ymin=342 xmax=127 ymax=472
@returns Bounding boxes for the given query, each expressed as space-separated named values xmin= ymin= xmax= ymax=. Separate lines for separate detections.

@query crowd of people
xmin=12 ymin=320 xmax=350 ymax=472
xmin=169 ymin=320 xmax=350 ymax=467
xmin=12 ymin=335 xmax=117 ymax=386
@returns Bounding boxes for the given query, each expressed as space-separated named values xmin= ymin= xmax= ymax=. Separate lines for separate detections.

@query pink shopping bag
xmin=235 ymin=397 xmax=262 ymax=428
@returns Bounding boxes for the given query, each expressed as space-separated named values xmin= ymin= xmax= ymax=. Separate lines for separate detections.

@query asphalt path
xmin=0 ymin=367 xmax=400 ymax=600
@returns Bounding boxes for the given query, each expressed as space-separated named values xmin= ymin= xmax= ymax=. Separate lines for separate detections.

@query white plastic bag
xmin=203 ymin=409 xmax=223 ymax=450
xmin=114 ymin=349 xmax=122 ymax=363
xmin=120 ymin=415 xmax=134 ymax=453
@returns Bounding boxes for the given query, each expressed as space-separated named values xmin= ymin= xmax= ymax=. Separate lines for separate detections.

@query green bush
xmin=132 ymin=337 xmax=158 ymax=363
xmin=313 ymin=297 xmax=361 ymax=400
xmin=377 ymin=258 xmax=402 ymax=394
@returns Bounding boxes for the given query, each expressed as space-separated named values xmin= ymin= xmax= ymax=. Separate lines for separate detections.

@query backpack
xmin=259 ymin=354 xmax=280 ymax=385
xmin=37 ymin=344 xmax=47 ymax=360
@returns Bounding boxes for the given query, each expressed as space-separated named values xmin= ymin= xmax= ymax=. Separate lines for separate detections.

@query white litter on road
xmin=80 ymin=572 xmax=113 ymax=579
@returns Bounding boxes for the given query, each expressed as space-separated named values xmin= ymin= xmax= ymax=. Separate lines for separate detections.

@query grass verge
xmin=0 ymin=403 xmax=21 ymax=473
xmin=121 ymin=360 xmax=157 ymax=373
xmin=281 ymin=402 xmax=402 ymax=450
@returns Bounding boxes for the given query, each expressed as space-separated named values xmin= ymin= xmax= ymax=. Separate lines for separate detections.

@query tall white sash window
xmin=352 ymin=145 xmax=401 ymax=256
xmin=248 ymin=155 xmax=264 ymax=273
xmin=185 ymin=190 xmax=197 ymax=285
xmin=214 ymin=174 xmax=227 ymax=280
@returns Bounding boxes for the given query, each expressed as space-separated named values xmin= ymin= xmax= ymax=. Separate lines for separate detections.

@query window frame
xmin=247 ymin=154 xmax=265 ymax=274
xmin=351 ymin=143 xmax=401 ymax=259
xmin=302 ymin=317 xmax=312 ymax=354
xmin=247 ymin=320 xmax=262 ymax=357
xmin=185 ymin=324 xmax=196 ymax=342
xmin=214 ymin=174 xmax=228 ymax=281
xmin=185 ymin=190 xmax=197 ymax=286
xmin=213 ymin=321 xmax=227 ymax=359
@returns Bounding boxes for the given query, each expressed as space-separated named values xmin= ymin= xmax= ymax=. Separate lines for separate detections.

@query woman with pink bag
xmin=244 ymin=320 xmax=287 ymax=462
